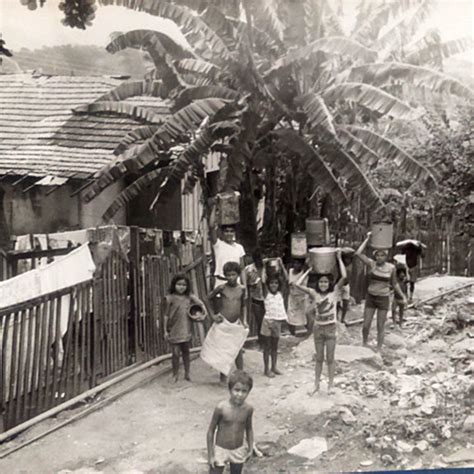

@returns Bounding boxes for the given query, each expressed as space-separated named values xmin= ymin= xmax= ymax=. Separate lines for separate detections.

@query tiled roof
xmin=0 ymin=74 xmax=169 ymax=180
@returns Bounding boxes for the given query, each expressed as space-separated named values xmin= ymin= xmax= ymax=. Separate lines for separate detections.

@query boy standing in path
xmin=207 ymin=370 xmax=255 ymax=474
xmin=208 ymin=262 xmax=248 ymax=379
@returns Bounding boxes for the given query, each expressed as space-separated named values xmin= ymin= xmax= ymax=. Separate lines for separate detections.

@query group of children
xmin=162 ymin=225 xmax=422 ymax=473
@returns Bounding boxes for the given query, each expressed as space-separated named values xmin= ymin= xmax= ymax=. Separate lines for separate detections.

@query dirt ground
xmin=1 ymin=275 xmax=473 ymax=473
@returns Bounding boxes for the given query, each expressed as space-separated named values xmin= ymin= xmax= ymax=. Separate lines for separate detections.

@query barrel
xmin=306 ymin=218 xmax=329 ymax=246
xmin=309 ymin=247 xmax=336 ymax=274
xmin=370 ymin=222 xmax=393 ymax=249
xmin=217 ymin=191 xmax=240 ymax=225
xmin=291 ymin=232 xmax=307 ymax=258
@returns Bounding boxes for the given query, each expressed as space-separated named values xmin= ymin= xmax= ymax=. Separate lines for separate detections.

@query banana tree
xmin=71 ymin=0 xmax=473 ymax=251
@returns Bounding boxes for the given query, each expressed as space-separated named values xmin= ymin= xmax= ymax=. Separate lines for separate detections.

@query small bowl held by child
xmin=188 ymin=304 xmax=207 ymax=322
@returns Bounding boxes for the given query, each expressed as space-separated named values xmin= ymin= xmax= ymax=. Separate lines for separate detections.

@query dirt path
xmin=1 ymin=276 xmax=473 ymax=473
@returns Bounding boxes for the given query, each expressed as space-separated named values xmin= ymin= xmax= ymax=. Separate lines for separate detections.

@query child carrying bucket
xmin=291 ymin=249 xmax=347 ymax=394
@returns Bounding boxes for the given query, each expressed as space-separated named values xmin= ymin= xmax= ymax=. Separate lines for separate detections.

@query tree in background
xmin=23 ymin=0 xmax=474 ymax=253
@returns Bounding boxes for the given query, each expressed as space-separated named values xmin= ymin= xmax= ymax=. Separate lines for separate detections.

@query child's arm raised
xmin=335 ymin=249 xmax=348 ymax=289
xmin=277 ymin=257 xmax=289 ymax=282
xmin=245 ymin=406 xmax=255 ymax=461
xmin=207 ymin=405 xmax=222 ymax=468
xmin=355 ymin=232 xmax=373 ymax=267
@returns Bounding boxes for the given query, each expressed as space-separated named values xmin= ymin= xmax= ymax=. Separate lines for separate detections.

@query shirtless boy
xmin=208 ymin=261 xmax=247 ymax=379
xmin=207 ymin=370 xmax=254 ymax=474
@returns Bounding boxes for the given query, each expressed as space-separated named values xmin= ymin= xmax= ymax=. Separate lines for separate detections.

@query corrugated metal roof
xmin=0 ymin=74 xmax=170 ymax=180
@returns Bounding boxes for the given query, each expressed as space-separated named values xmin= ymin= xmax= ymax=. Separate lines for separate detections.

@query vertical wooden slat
xmin=7 ymin=311 xmax=21 ymax=428
xmin=14 ymin=309 xmax=27 ymax=425
xmin=1 ymin=313 xmax=11 ymax=423
xmin=72 ymin=289 xmax=81 ymax=397
xmin=60 ymin=293 xmax=75 ymax=401
xmin=21 ymin=307 xmax=34 ymax=422
xmin=42 ymin=299 xmax=55 ymax=410
xmin=51 ymin=296 xmax=62 ymax=408
xmin=119 ymin=259 xmax=128 ymax=368
xmin=79 ymin=285 xmax=87 ymax=391
xmin=36 ymin=300 xmax=49 ymax=413
xmin=29 ymin=304 xmax=42 ymax=418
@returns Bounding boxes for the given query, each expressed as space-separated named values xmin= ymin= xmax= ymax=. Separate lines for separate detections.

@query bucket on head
xmin=370 ymin=222 xmax=393 ymax=249
xmin=291 ymin=232 xmax=307 ymax=258
xmin=309 ymin=247 xmax=336 ymax=274
xmin=217 ymin=191 xmax=240 ymax=226
xmin=265 ymin=258 xmax=281 ymax=278
xmin=306 ymin=218 xmax=329 ymax=246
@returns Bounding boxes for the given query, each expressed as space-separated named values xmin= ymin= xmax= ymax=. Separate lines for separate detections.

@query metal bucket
xmin=370 ymin=223 xmax=393 ymax=249
xmin=291 ymin=232 xmax=307 ymax=258
xmin=306 ymin=218 xmax=329 ymax=246
xmin=309 ymin=247 xmax=336 ymax=274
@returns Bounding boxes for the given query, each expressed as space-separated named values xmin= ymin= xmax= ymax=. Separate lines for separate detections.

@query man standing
xmin=395 ymin=239 xmax=426 ymax=303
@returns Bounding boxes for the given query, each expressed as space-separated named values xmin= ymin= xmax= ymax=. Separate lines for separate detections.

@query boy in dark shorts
xmin=207 ymin=370 xmax=255 ymax=474
xmin=392 ymin=265 xmax=408 ymax=327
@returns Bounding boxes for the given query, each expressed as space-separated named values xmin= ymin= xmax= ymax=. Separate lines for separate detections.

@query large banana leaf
xmin=106 ymin=29 xmax=195 ymax=59
xmin=175 ymin=58 xmax=221 ymax=78
xmin=102 ymin=167 xmax=169 ymax=222
xmin=342 ymin=125 xmax=437 ymax=182
xmin=94 ymin=81 xmax=168 ymax=102
xmin=150 ymin=120 xmax=240 ymax=208
xmin=405 ymin=37 xmax=474 ymax=65
xmin=98 ymin=0 xmax=231 ymax=62
xmin=267 ymin=37 xmax=377 ymax=76
xmin=336 ymin=127 xmax=380 ymax=168
xmin=174 ymin=86 xmax=240 ymax=109
xmin=322 ymin=0 xmax=345 ymax=37
xmin=83 ymin=98 xmax=232 ymax=202
xmin=73 ymin=102 xmax=164 ymax=124
xmin=347 ymin=62 xmax=474 ymax=100
xmin=322 ymin=143 xmax=385 ymax=210
xmin=114 ymin=125 xmax=160 ymax=155
xmin=375 ymin=0 xmax=436 ymax=53
xmin=295 ymin=93 xmax=337 ymax=137
xmin=273 ymin=129 xmax=347 ymax=203
xmin=252 ymin=0 xmax=286 ymax=43
xmin=322 ymin=82 xmax=419 ymax=120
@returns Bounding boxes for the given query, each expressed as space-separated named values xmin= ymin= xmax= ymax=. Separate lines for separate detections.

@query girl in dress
xmin=164 ymin=274 xmax=205 ymax=382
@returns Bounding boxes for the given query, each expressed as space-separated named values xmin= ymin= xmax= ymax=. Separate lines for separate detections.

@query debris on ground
xmin=287 ymin=436 xmax=328 ymax=460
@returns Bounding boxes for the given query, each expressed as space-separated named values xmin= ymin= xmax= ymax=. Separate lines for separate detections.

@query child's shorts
xmin=365 ymin=293 xmax=390 ymax=311
xmin=313 ymin=322 xmax=336 ymax=343
xmin=260 ymin=318 xmax=282 ymax=337
xmin=214 ymin=444 xmax=248 ymax=466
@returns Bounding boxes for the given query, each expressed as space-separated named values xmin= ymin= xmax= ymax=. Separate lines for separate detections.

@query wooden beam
xmin=7 ymin=245 xmax=79 ymax=261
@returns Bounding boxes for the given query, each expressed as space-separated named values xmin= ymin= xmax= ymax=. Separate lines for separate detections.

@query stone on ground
xmin=337 ymin=345 xmax=383 ymax=367
xmin=462 ymin=414 xmax=474 ymax=432
xmin=384 ymin=332 xmax=407 ymax=349
xmin=288 ymin=436 xmax=327 ymax=459
xmin=443 ymin=447 xmax=474 ymax=464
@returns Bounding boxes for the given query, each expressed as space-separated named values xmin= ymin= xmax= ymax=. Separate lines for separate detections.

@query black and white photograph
xmin=0 ymin=0 xmax=473 ymax=472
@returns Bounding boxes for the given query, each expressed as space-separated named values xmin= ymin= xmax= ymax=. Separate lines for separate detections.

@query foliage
xmin=29 ymin=0 xmax=474 ymax=251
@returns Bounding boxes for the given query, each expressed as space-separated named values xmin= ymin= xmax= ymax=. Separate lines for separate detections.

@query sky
xmin=0 ymin=0 xmax=473 ymax=59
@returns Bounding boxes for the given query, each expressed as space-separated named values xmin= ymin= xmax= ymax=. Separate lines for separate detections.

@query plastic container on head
xmin=306 ymin=218 xmax=329 ymax=246
xmin=370 ymin=222 xmax=393 ymax=249
xmin=309 ymin=247 xmax=337 ymax=274
xmin=291 ymin=232 xmax=307 ymax=258
xmin=217 ymin=191 xmax=240 ymax=226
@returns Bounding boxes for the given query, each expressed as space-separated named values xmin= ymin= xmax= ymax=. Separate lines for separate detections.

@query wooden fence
xmin=0 ymin=248 xmax=209 ymax=432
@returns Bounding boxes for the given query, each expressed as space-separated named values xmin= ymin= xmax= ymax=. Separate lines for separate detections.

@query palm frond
xmin=267 ymin=37 xmax=377 ymax=76
xmin=174 ymin=86 xmax=239 ymax=109
xmin=321 ymin=142 xmax=385 ymax=210
xmin=405 ymin=37 xmax=474 ymax=65
xmin=273 ymin=128 xmax=347 ymax=202
xmin=347 ymin=62 xmax=474 ymax=100
xmin=252 ymin=0 xmax=286 ymax=43
xmin=98 ymin=0 xmax=231 ymax=62
xmin=114 ymin=125 xmax=161 ymax=155
xmin=323 ymin=82 xmax=419 ymax=120
xmin=296 ymin=93 xmax=337 ymax=137
xmin=175 ymin=58 xmax=221 ymax=78
xmin=343 ymin=125 xmax=438 ymax=182
xmin=336 ymin=127 xmax=380 ymax=168
xmin=94 ymin=81 xmax=168 ymax=102
xmin=106 ymin=29 xmax=195 ymax=58
xmin=322 ymin=0 xmax=345 ymax=37
xmin=73 ymin=102 xmax=164 ymax=123
xmin=376 ymin=0 xmax=436 ymax=54
xmin=102 ymin=167 xmax=168 ymax=222
xmin=83 ymin=98 xmax=233 ymax=202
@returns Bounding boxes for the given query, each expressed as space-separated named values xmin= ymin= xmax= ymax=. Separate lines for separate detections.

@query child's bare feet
xmin=264 ymin=369 xmax=275 ymax=378
xmin=173 ymin=374 xmax=179 ymax=383
xmin=184 ymin=374 xmax=191 ymax=382
xmin=219 ymin=373 xmax=227 ymax=383
xmin=272 ymin=368 xmax=283 ymax=376
xmin=309 ymin=384 xmax=320 ymax=395
xmin=328 ymin=385 xmax=335 ymax=395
